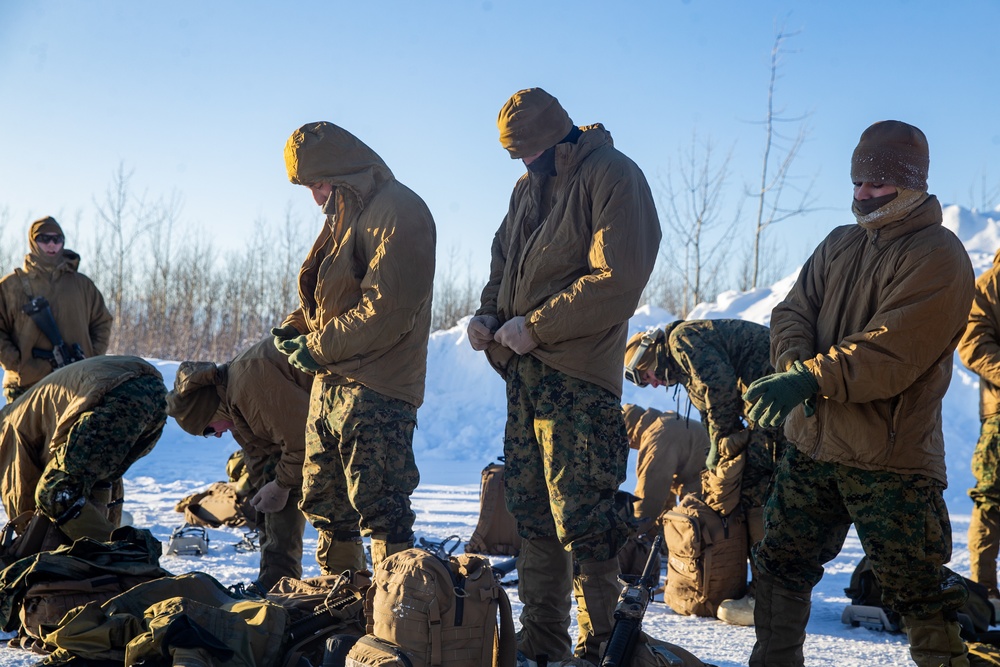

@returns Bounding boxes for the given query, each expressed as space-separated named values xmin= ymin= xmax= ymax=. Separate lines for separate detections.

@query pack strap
xmin=496 ymin=586 xmax=516 ymax=667
xmin=429 ymin=598 xmax=442 ymax=666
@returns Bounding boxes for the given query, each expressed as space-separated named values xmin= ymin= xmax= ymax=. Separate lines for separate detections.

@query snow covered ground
xmin=1 ymin=203 xmax=999 ymax=666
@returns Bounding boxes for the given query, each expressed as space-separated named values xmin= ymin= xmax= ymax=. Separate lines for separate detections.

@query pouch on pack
xmin=19 ymin=574 xmax=126 ymax=647
xmin=175 ymin=481 xmax=259 ymax=531
xmin=0 ymin=511 xmax=70 ymax=570
xmin=347 ymin=548 xmax=516 ymax=667
xmin=662 ymin=495 xmax=747 ymax=618
xmin=465 ymin=461 xmax=521 ymax=557
xmin=268 ymin=572 xmax=371 ymax=667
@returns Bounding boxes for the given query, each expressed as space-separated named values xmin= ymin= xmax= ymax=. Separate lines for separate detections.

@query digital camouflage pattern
xmin=503 ymin=354 xmax=630 ymax=563
xmin=754 ymin=446 xmax=968 ymax=618
xmin=35 ymin=375 xmax=166 ymax=521
xmin=301 ymin=380 xmax=419 ymax=542
xmin=666 ymin=319 xmax=786 ymax=509
xmin=970 ymin=416 xmax=1000 ymax=509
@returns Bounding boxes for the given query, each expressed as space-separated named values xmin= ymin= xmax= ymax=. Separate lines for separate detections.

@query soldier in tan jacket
xmin=468 ymin=88 xmax=660 ymax=665
xmin=0 ymin=217 xmax=113 ymax=402
xmin=958 ymin=247 xmax=1000 ymax=615
xmin=743 ymin=121 xmax=974 ymax=667
xmin=0 ymin=356 xmax=166 ymax=542
xmin=166 ymin=338 xmax=319 ymax=592
xmin=622 ymin=404 xmax=707 ymax=523
xmin=278 ymin=122 xmax=436 ymax=571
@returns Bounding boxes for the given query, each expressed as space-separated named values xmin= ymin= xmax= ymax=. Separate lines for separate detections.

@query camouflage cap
xmin=497 ymin=88 xmax=574 ymax=159
xmin=166 ymin=361 xmax=223 ymax=436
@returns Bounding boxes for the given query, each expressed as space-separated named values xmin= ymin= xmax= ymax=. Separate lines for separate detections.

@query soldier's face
xmin=642 ymin=369 xmax=664 ymax=389
xmin=203 ymin=419 xmax=234 ymax=438
xmin=35 ymin=234 xmax=64 ymax=257
xmin=308 ymin=182 xmax=334 ymax=207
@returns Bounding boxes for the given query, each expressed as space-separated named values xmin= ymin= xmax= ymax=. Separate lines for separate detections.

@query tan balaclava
xmin=28 ymin=216 xmax=65 ymax=267
xmin=165 ymin=362 xmax=224 ymax=436
xmin=497 ymin=88 xmax=574 ymax=159
xmin=850 ymin=120 xmax=930 ymax=225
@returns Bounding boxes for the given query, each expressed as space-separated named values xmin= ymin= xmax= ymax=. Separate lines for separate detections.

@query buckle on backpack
xmin=165 ymin=524 xmax=210 ymax=556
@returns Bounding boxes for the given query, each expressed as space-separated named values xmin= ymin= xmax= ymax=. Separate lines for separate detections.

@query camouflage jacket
xmin=667 ymin=319 xmax=774 ymax=446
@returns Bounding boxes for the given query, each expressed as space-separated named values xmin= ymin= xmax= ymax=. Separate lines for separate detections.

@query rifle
xmin=491 ymin=555 xmax=518 ymax=585
xmin=22 ymin=296 xmax=85 ymax=369
xmin=600 ymin=534 xmax=666 ymax=667
xmin=415 ymin=534 xmax=462 ymax=559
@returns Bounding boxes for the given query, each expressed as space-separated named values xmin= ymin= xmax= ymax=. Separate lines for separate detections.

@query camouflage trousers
xmin=35 ymin=375 xmax=167 ymax=523
xmin=504 ymin=354 xmax=630 ymax=563
xmin=245 ymin=451 xmax=306 ymax=590
xmin=301 ymin=380 xmax=419 ymax=541
xmin=753 ymin=445 xmax=967 ymax=617
xmin=741 ymin=427 xmax=785 ymax=510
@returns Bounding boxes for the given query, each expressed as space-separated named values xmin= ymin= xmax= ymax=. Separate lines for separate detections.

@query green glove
xmin=706 ymin=439 xmax=719 ymax=472
xmin=743 ymin=361 xmax=819 ymax=429
xmin=271 ymin=325 xmax=300 ymax=355
xmin=279 ymin=335 xmax=322 ymax=374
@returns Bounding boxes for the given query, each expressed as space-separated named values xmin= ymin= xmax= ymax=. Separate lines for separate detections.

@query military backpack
xmin=345 ymin=548 xmax=516 ymax=667
xmin=662 ymin=495 xmax=747 ymax=618
xmin=465 ymin=461 xmax=521 ymax=557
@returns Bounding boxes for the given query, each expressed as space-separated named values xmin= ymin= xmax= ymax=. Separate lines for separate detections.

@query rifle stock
xmin=599 ymin=535 xmax=662 ymax=667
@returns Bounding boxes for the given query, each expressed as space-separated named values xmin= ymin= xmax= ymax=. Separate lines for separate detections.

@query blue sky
xmin=2 ymin=0 xmax=999 ymax=287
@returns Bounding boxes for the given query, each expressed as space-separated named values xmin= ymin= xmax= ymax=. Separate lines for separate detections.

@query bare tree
xmin=746 ymin=26 xmax=818 ymax=289
xmin=657 ymin=132 xmax=740 ymax=316
xmin=968 ymin=169 xmax=1000 ymax=213
xmin=432 ymin=245 xmax=481 ymax=330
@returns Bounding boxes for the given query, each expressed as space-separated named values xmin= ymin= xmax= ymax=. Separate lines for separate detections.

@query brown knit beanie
xmin=497 ymin=88 xmax=574 ymax=159
xmin=851 ymin=120 xmax=929 ymax=191
xmin=165 ymin=361 xmax=223 ymax=436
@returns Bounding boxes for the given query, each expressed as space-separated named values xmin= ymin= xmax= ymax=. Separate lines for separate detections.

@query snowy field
xmin=0 ymin=203 xmax=998 ymax=666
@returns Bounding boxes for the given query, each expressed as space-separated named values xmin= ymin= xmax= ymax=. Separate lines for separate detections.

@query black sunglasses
xmin=35 ymin=234 xmax=64 ymax=245
xmin=202 ymin=426 xmax=216 ymax=437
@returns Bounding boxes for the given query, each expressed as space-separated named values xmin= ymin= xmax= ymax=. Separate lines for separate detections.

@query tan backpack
xmin=663 ymin=495 xmax=747 ymax=617
xmin=465 ymin=462 xmax=521 ymax=557
xmin=347 ymin=548 xmax=516 ymax=667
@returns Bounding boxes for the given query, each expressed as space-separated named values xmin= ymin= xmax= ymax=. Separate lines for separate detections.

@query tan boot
xmin=573 ymin=557 xmax=622 ymax=664
xmin=369 ymin=533 xmax=413 ymax=570
xmin=749 ymin=573 xmax=810 ymax=667
xmin=518 ymin=536 xmax=574 ymax=664
xmin=317 ymin=531 xmax=367 ymax=575
xmin=717 ymin=594 xmax=756 ymax=626
xmin=903 ymin=612 xmax=970 ymax=667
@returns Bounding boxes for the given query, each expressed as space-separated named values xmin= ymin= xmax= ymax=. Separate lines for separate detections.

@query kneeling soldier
xmin=0 ymin=355 xmax=166 ymax=542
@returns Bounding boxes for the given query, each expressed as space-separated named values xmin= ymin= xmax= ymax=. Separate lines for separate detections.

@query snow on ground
xmin=1 ymin=204 xmax=999 ymax=666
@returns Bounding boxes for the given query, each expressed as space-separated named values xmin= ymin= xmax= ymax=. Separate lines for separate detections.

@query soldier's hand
xmin=251 ymin=480 xmax=290 ymax=513
xmin=280 ymin=336 xmax=322 ymax=374
xmin=743 ymin=361 xmax=819 ymax=429
xmin=494 ymin=316 xmax=538 ymax=355
xmin=271 ymin=325 xmax=300 ymax=355
xmin=467 ymin=315 xmax=500 ymax=351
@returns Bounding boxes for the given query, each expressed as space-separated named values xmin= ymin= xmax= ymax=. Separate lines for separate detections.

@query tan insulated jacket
xmin=220 ymin=338 xmax=312 ymax=490
xmin=0 ymin=251 xmax=113 ymax=392
xmin=629 ymin=407 xmax=708 ymax=520
xmin=770 ymin=195 xmax=974 ymax=483
xmin=0 ymin=356 xmax=164 ymax=519
xmin=283 ymin=123 xmax=436 ymax=408
xmin=478 ymin=124 xmax=661 ymax=397
xmin=958 ymin=248 xmax=1000 ymax=420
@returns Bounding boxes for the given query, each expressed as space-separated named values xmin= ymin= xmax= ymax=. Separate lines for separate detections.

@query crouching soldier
xmin=622 ymin=403 xmax=708 ymax=528
xmin=0 ymin=355 xmax=166 ymax=542
xmin=624 ymin=318 xmax=786 ymax=626
xmin=166 ymin=337 xmax=330 ymax=592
